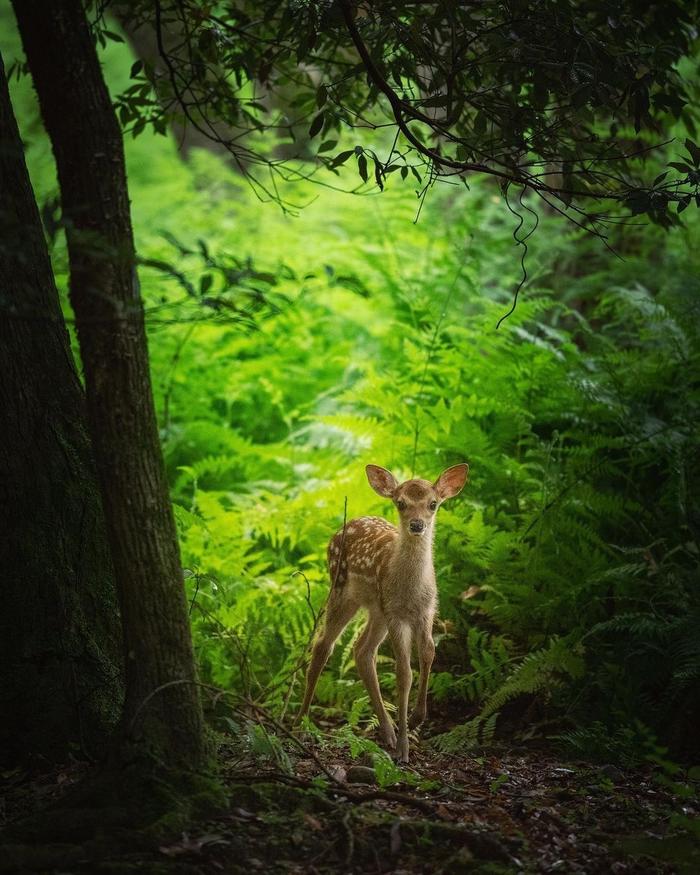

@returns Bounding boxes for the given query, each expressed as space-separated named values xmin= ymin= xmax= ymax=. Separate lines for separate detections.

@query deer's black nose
xmin=409 ymin=519 xmax=425 ymax=534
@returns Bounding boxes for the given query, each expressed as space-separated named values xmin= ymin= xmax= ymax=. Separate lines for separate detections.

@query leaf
xmin=330 ymin=149 xmax=354 ymax=167
xmin=668 ymin=162 xmax=692 ymax=174
xmin=102 ymin=29 xmax=124 ymax=43
xmin=357 ymin=153 xmax=368 ymax=183
xmin=316 ymin=85 xmax=327 ymax=108
xmin=318 ymin=139 xmax=338 ymax=153
xmin=373 ymin=158 xmax=384 ymax=191
xmin=685 ymin=138 xmax=700 ymax=167
xmin=309 ymin=113 xmax=324 ymax=138
xmin=200 ymin=274 xmax=213 ymax=295
xmin=489 ymin=773 xmax=509 ymax=793
xmin=130 ymin=60 xmax=143 ymax=78
xmin=625 ymin=190 xmax=650 ymax=215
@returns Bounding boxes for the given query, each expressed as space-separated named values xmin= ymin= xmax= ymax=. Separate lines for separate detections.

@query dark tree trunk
xmin=12 ymin=0 xmax=207 ymax=770
xmin=0 ymin=53 xmax=122 ymax=766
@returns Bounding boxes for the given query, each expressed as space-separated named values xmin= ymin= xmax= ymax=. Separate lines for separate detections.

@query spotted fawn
xmin=298 ymin=463 xmax=469 ymax=762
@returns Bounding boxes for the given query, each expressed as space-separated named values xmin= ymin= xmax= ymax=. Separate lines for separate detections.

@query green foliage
xmin=118 ymin=107 xmax=700 ymax=760
xmin=432 ymin=714 xmax=498 ymax=755
xmin=431 ymin=628 xmax=512 ymax=704
xmin=4 ymin=6 xmax=699 ymax=764
xmin=115 ymin=0 xmax=700 ymax=225
xmin=333 ymin=726 xmax=421 ymax=789
xmin=155 ymin=176 xmax=698 ymax=759
xmin=556 ymin=721 xmax=656 ymax=767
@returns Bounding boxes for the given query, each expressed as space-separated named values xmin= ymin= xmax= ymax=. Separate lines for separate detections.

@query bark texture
xmin=12 ymin=0 xmax=206 ymax=769
xmin=0 ymin=53 xmax=122 ymax=765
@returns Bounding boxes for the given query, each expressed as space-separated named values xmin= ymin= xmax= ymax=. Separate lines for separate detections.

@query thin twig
xmin=332 ymin=496 xmax=349 ymax=589
xmin=496 ymin=185 xmax=540 ymax=329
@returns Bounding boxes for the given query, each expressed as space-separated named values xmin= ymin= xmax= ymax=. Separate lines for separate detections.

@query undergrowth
xmin=7 ymin=13 xmax=699 ymax=767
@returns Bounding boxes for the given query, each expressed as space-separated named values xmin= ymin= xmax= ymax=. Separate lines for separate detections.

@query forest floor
xmin=2 ymin=725 xmax=699 ymax=875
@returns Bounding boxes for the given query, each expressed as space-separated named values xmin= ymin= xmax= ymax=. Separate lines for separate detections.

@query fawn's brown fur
xmin=298 ymin=462 xmax=469 ymax=762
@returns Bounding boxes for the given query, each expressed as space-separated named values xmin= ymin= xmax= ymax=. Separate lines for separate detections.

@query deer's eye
xmin=429 ymin=500 xmax=438 ymax=511
xmin=396 ymin=499 xmax=406 ymax=511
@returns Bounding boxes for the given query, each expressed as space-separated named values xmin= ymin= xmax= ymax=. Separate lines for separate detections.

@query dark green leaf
xmin=330 ymin=149 xmax=354 ymax=168
xmin=684 ymin=138 xmax=700 ymax=168
xmin=358 ymin=153 xmax=368 ymax=183
xmin=309 ymin=113 xmax=324 ymax=138
xmin=374 ymin=158 xmax=384 ymax=191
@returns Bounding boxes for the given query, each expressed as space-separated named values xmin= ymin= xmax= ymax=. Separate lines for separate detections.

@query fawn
xmin=298 ymin=462 xmax=469 ymax=762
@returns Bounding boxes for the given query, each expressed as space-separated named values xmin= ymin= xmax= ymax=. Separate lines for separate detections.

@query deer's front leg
xmin=390 ymin=621 xmax=413 ymax=763
xmin=409 ymin=618 xmax=435 ymax=729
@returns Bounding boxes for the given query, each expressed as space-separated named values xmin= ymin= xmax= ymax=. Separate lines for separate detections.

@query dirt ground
xmin=2 ymin=726 xmax=699 ymax=874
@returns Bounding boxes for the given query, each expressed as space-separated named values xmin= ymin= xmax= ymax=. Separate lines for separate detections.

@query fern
xmin=432 ymin=713 xmax=498 ymax=753
xmin=62 ymin=84 xmax=699 ymax=753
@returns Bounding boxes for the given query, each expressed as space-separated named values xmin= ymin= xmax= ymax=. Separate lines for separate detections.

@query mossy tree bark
xmin=0 ymin=54 xmax=122 ymax=766
xmin=12 ymin=0 xmax=207 ymax=770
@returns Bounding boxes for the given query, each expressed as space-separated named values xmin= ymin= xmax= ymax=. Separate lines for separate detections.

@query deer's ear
xmin=366 ymin=465 xmax=399 ymax=498
xmin=434 ymin=463 xmax=469 ymax=500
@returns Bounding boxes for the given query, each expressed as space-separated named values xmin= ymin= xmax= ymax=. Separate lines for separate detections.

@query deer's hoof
xmin=408 ymin=708 xmax=426 ymax=729
xmin=381 ymin=722 xmax=397 ymax=750
xmin=395 ymin=735 xmax=410 ymax=764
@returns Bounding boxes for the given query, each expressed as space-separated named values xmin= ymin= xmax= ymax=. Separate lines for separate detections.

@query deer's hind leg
xmin=298 ymin=589 xmax=359 ymax=720
xmin=354 ymin=614 xmax=396 ymax=750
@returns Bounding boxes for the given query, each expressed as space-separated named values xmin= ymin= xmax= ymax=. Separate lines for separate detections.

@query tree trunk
xmin=0 ymin=53 xmax=122 ymax=766
xmin=12 ymin=0 xmax=207 ymax=770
